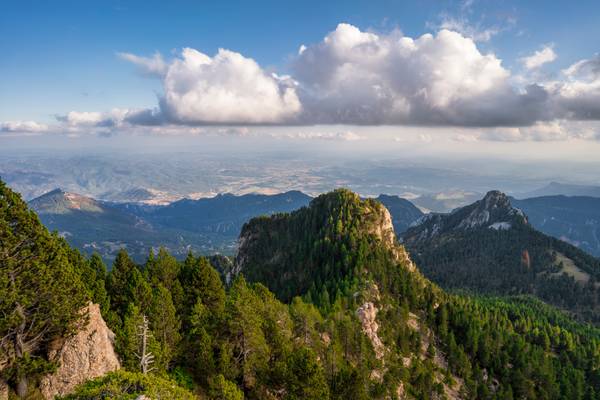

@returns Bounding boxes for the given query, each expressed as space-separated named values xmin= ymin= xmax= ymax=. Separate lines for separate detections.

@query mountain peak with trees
xmin=402 ymin=190 xmax=600 ymax=324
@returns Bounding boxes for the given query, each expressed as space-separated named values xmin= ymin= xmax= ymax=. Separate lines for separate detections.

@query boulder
xmin=39 ymin=303 xmax=120 ymax=399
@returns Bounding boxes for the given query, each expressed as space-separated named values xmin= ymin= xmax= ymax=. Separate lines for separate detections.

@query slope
xmin=402 ymin=190 xmax=600 ymax=323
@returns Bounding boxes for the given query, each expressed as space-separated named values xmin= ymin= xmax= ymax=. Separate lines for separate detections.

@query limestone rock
xmin=39 ymin=303 xmax=120 ymax=399
xmin=356 ymin=301 xmax=385 ymax=360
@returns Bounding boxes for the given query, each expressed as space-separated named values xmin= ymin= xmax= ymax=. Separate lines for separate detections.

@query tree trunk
xmin=14 ymin=303 xmax=28 ymax=398
xmin=15 ymin=376 xmax=28 ymax=399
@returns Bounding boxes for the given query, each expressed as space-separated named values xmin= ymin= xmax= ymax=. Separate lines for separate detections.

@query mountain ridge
xmin=402 ymin=190 xmax=600 ymax=323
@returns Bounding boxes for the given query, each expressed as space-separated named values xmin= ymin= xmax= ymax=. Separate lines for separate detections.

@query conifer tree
xmin=0 ymin=180 xmax=87 ymax=397
xmin=148 ymin=283 xmax=181 ymax=368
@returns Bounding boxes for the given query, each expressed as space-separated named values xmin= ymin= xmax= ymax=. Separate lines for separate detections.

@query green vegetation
xmin=58 ymin=370 xmax=196 ymax=400
xmin=0 ymin=181 xmax=89 ymax=397
xmin=403 ymin=211 xmax=600 ymax=323
xmin=3 ymin=182 xmax=600 ymax=399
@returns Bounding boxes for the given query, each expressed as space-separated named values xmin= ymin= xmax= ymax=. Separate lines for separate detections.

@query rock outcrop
xmin=39 ymin=303 xmax=120 ymax=399
xmin=356 ymin=301 xmax=385 ymax=360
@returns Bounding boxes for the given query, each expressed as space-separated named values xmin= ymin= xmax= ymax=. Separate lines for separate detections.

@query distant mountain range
xmin=512 ymin=195 xmax=600 ymax=258
xmin=29 ymin=189 xmax=314 ymax=262
xmin=29 ymin=186 xmax=600 ymax=265
xmin=519 ymin=181 xmax=600 ymax=199
xmin=401 ymin=191 xmax=600 ymax=323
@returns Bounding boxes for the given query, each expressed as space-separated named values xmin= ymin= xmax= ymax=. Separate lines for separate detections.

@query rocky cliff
xmin=38 ymin=303 xmax=120 ymax=399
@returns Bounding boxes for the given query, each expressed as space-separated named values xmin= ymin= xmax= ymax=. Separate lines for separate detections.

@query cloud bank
xmin=6 ymin=24 xmax=600 ymax=142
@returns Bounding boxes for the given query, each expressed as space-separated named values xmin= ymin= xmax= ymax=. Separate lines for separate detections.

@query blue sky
xmin=1 ymin=0 xmax=599 ymax=154
xmin=0 ymin=0 xmax=597 ymax=121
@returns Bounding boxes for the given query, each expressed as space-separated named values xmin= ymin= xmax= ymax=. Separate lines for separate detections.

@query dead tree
xmin=136 ymin=315 xmax=155 ymax=374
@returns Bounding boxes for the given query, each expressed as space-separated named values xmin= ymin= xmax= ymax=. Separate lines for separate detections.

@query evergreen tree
xmin=0 ymin=180 xmax=87 ymax=397
xmin=148 ymin=283 xmax=181 ymax=369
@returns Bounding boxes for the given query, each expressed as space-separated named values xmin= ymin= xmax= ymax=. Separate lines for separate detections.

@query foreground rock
xmin=39 ymin=303 xmax=120 ymax=399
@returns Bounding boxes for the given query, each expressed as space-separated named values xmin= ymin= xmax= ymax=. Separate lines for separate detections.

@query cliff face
xmin=39 ymin=303 xmax=120 ymax=399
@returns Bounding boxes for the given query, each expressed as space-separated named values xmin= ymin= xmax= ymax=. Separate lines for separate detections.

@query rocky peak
xmin=29 ymin=188 xmax=103 ymax=215
xmin=235 ymin=189 xmax=413 ymax=300
xmin=402 ymin=190 xmax=528 ymax=245
xmin=456 ymin=190 xmax=526 ymax=230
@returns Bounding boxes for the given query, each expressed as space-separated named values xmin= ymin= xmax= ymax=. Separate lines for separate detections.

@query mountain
xmin=29 ymin=188 xmax=105 ymax=214
xmin=402 ymin=190 xmax=600 ymax=323
xmin=148 ymin=190 xmax=312 ymax=235
xmin=512 ymin=195 xmax=600 ymax=258
xmin=234 ymin=189 xmax=600 ymax=398
xmin=28 ymin=189 xmax=209 ymax=262
xmin=519 ymin=181 xmax=600 ymax=198
xmin=28 ymin=189 xmax=312 ymax=262
xmin=374 ymin=194 xmax=424 ymax=234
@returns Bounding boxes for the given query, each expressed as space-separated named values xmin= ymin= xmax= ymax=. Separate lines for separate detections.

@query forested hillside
xmin=402 ymin=191 xmax=600 ymax=324
xmin=2 ymin=181 xmax=600 ymax=399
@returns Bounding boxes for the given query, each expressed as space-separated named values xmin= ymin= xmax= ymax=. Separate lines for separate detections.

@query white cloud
xmin=159 ymin=48 xmax=302 ymax=124
xmin=553 ymin=55 xmax=600 ymax=120
xmin=521 ymin=45 xmax=557 ymax=70
xmin=477 ymin=120 xmax=599 ymax=142
xmin=293 ymin=24 xmax=542 ymax=126
xmin=56 ymin=109 xmax=130 ymax=127
xmin=118 ymin=52 xmax=167 ymax=76
xmin=0 ymin=120 xmax=48 ymax=133
xmin=13 ymin=24 xmax=600 ymax=141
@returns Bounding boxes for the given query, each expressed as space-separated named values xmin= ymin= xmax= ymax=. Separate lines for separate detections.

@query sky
xmin=1 ymin=0 xmax=600 ymax=162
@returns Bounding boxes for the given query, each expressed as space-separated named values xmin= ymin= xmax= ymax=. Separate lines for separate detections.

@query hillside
xmin=512 ymin=195 xmax=600 ymax=257
xmin=4 ymin=181 xmax=600 ymax=398
xmin=29 ymin=189 xmax=210 ymax=262
xmin=148 ymin=190 xmax=311 ymax=235
xmin=402 ymin=190 xmax=600 ymax=323
xmin=234 ymin=189 xmax=600 ymax=398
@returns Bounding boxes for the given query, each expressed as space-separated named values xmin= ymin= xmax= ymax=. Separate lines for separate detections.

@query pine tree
xmin=146 ymin=247 xmax=180 ymax=292
xmin=0 ymin=180 xmax=87 ymax=397
xmin=107 ymin=249 xmax=138 ymax=317
xmin=148 ymin=284 xmax=181 ymax=369
xmin=180 ymin=255 xmax=225 ymax=324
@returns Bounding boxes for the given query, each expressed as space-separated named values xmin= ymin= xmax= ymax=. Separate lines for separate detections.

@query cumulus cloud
xmin=0 ymin=120 xmax=48 ymax=133
xmin=521 ymin=45 xmax=557 ymax=70
xmin=56 ymin=109 xmax=131 ymax=127
xmin=17 ymin=24 xmax=600 ymax=140
xmin=553 ymin=55 xmax=600 ymax=120
xmin=293 ymin=24 xmax=545 ymax=126
xmin=159 ymin=48 xmax=301 ymax=124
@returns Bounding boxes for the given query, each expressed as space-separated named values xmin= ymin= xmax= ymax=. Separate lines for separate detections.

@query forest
xmin=2 ymin=182 xmax=600 ymax=399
